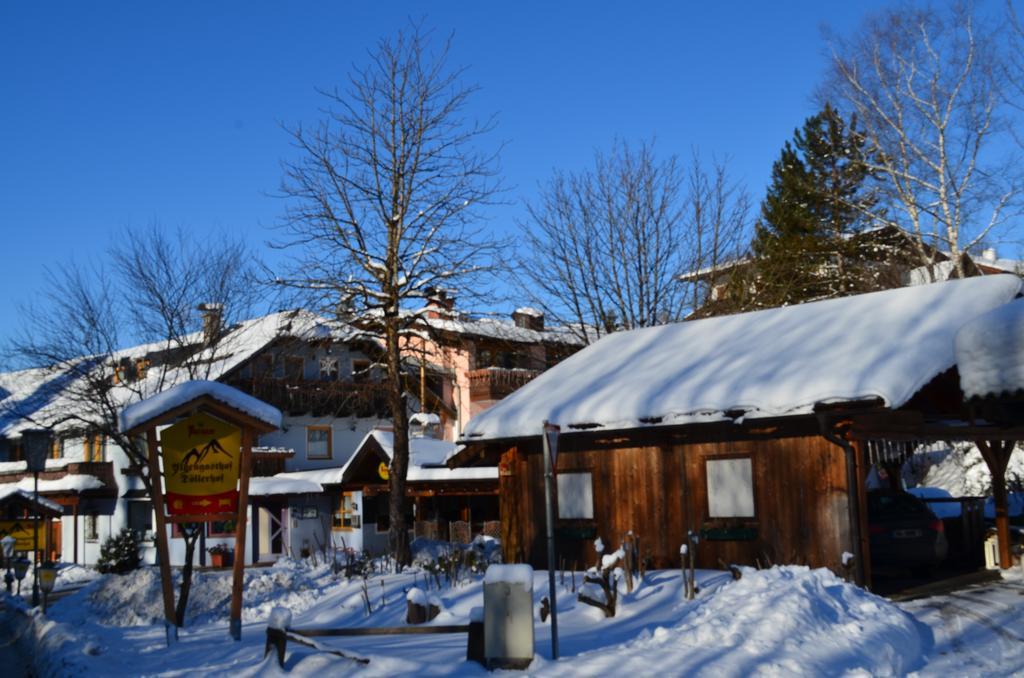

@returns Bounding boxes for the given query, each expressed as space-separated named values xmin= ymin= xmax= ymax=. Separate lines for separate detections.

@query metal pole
xmin=541 ymin=423 xmax=559 ymax=660
xmin=32 ymin=470 xmax=40 ymax=607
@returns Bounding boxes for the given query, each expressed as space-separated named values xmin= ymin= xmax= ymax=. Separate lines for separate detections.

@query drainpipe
xmin=817 ymin=414 xmax=866 ymax=588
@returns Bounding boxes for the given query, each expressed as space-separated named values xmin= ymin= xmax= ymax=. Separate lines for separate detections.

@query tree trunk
xmin=175 ymin=526 xmax=200 ymax=626
xmin=385 ymin=316 xmax=411 ymax=567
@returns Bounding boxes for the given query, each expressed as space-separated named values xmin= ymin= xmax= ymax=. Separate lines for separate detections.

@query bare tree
xmin=273 ymin=25 xmax=503 ymax=565
xmin=681 ymin=150 xmax=750 ymax=314
xmin=2 ymin=225 xmax=262 ymax=625
xmin=822 ymin=2 xmax=1020 ymax=279
xmin=518 ymin=141 xmax=747 ymax=339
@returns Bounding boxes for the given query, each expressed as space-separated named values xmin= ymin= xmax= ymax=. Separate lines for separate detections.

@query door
xmin=258 ymin=506 xmax=286 ymax=560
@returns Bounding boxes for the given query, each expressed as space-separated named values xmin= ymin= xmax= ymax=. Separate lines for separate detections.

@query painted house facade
xmin=451 ymin=275 xmax=1024 ymax=587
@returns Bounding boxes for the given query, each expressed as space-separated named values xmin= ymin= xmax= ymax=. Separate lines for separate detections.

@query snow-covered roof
xmin=119 ymin=380 xmax=282 ymax=432
xmin=462 ymin=275 xmax=1024 ymax=441
xmin=248 ymin=475 xmax=322 ymax=496
xmin=274 ymin=467 xmax=346 ymax=486
xmin=347 ymin=429 xmax=497 ymax=482
xmin=0 ymin=474 xmax=104 ymax=495
xmin=0 ymin=485 xmax=64 ymax=512
xmin=0 ymin=458 xmax=74 ymax=475
xmin=955 ymin=298 xmax=1024 ymax=400
xmin=0 ymin=309 xmax=367 ymax=438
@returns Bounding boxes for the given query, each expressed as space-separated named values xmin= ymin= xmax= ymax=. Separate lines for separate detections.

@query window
xmin=208 ymin=518 xmax=237 ymax=537
xmin=83 ymin=433 xmax=105 ymax=462
xmin=128 ymin=501 xmax=153 ymax=539
xmin=253 ymin=354 xmax=274 ymax=379
xmin=319 ymin=357 xmax=339 ymax=381
xmin=284 ymin=356 xmax=305 ymax=381
xmin=50 ymin=437 xmax=63 ymax=460
xmin=351 ymin=359 xmax=371 ymax=383
xmin=85 ymin=513 xmax=99 ymax=542
xmin=306 ymin=426 xmax=332 ymax=460
xmin=556 ymin=472 xmax=594 ymax=519
xmin=135 ymin=358 xmax=151 ymax=380
xmin=333 ymin=492 xmax=355 ymax=530
xmin=705 ymin=456 xmax=755 ymax=518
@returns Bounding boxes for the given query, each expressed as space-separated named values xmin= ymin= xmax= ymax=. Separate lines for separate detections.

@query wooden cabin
xmin=450 ymin=275 xmax=1024 ymax=587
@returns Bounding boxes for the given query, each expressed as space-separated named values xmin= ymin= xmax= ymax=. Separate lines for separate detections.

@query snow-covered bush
xmin=95 ymin=528 xmax=140 ymax=574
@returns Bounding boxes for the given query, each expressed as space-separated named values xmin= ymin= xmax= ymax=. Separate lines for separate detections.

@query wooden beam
xmin=230 ymin=428 xmax=254 ymax=641
xmin=978 ymin=439 xmax=1014 ymax=569
xmin=146 ymin=427 xmax=178 ymax=642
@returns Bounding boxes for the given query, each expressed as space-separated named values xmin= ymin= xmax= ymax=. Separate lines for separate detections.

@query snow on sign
xmin=160 ymin=412 xmax=241 ymax=515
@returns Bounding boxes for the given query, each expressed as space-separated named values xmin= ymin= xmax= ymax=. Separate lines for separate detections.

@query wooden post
xmin=230 ymin=428 xmax=254 ymax=641
xmin=147 ymin=428 xmax=178 ymax=644
xmin=851 ymin=439 xmax=872 ymax=588
xmin=72 ymin=503 xmax=78 ymax=565
xmin=978 ymin=440 xmax=1014 ymax=569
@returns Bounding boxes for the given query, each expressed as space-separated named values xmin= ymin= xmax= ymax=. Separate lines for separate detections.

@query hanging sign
xmin=0 ymin=520 xmax=45 ymax=551
xmin=377 ymin=461 xmax=390 ymax=481
xmin=160 ymin=412 xmax=241 ymax=515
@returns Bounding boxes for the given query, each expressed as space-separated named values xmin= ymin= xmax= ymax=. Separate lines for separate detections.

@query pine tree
xmin=95 ymin=528 xmax=141 ymax=574
xmin=743 ymin=104 xmax=874 ymax=308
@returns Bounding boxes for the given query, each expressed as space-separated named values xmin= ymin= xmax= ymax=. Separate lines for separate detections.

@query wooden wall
xmin=501 ymin=434 xmax=852 ymax=574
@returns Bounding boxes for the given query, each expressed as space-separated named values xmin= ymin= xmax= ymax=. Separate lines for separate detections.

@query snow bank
xmin=547 ymin=566 xmax=923 ymax=676
xmin=84 ymin=559 xmax=337 ymax=627
xmin=956 ymin=298 xmax=1024 ymax=399
xmin=463 ymin=275 xmax=1022 ymax=440
xmin=119 ymin=380 xmax=282 ymax=432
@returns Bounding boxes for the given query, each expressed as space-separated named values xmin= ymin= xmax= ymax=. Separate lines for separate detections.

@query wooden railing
xmin=468 ymin=368 xmax=541 ymax=402
xmin=226 ymin=377 xmax=390 ymax=417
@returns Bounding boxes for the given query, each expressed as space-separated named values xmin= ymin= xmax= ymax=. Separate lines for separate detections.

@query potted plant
xmin=207 ymin=543 xmax=234 ymax=568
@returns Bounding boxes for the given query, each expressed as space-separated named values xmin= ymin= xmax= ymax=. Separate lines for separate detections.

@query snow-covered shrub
xmin=95 ymin=528 xmax=140 ymax=574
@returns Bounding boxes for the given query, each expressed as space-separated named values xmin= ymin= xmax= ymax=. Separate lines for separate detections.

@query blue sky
xmin=0 ymin=1 xmax=896 ymax=346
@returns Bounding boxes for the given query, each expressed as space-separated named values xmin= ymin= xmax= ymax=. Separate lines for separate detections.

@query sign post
xmin=121 ymin=382 xmax=280 ymax=646
xmin=541 ymin=421 xmax=560 ymax=660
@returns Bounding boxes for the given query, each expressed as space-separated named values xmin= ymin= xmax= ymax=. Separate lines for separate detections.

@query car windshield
xmin=868 ymin=493 xmax=935 ymax=520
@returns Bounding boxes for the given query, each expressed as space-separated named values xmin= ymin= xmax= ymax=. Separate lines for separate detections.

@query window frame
xmin=704 ymin=453 xmax=757 ymax=520
xmin=556 ymin=471 xmax=595 ymax=520
xmin=332 ymin=492 xmax=356 ymax=531
xmin=306 ymin=426 xmax=333 ymax=460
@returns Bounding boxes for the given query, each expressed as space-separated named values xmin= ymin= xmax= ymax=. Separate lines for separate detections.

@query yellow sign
xmin=160 ymin=412 xmax=241 ymax=515
xmin=0 ymin=520 xmax=45 ymax=551
xmin=378 ymin=461 xmax=390 ymax=481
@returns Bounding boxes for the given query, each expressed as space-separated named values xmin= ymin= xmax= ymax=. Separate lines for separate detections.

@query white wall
xmin=260 ymin=415 xmax=388 ymax=472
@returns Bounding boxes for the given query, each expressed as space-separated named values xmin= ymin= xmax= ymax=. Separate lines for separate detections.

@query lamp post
xmin=13 ymin=556 xmax=29 ymax=596
xmin=2 ymin=534 xmax=14 ymax=594
xmin=37 ymin=561 xmax=57 ymax=613
xmin=22 ymin=429 xmax=52 ymax=607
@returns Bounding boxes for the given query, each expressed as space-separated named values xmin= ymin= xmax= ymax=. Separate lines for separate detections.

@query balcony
xmin=226 ymin=377 xmax=390 ymax=418
xmin=468 ymin=368 xmax=542 ymax=402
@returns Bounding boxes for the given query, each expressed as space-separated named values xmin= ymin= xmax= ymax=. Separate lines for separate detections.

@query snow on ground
xmin=7 ymin=559 xmax=984 ymax=677
xmin=900 ymin=568 xmax=1024 ymax=676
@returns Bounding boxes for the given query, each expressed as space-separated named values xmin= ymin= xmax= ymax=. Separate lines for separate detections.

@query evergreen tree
xmin=742 ymin=104 xmax=874 ymax=308
xmin=95 ymin=528 xmax=141 ymax=574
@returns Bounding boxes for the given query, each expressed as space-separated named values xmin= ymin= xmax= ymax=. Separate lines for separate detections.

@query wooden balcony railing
xmin=467 ymin=368 xmax=541 ymax=402
xmin=226 ymin=377 xmax=390 ymax=417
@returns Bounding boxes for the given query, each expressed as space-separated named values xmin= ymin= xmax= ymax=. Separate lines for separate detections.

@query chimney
xmin=424 ymin=288 xmax=456 ymax=319
xmin=981 ymin=247 xmax=998 ymax=263
xmin=198 ymin=303 xmax=224 ymax=345
xmin=512 ymin=307 xmax=544 ymax=331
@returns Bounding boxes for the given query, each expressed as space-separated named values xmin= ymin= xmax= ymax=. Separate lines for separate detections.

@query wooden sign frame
xmin=125 ymin=394 xmax=276 ymax=643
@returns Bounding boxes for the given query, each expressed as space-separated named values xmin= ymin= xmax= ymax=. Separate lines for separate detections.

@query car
xmin=867 ymin=490 xmax=949 ymax=574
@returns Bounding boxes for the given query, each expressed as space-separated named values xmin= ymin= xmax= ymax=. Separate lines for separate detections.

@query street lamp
xmin=37 ymin=561 xmax=57 ymax=613
xmin=2 ymin=534 xmax=15 ymax=594
xmin=22 ymin=428 xmax=52 ymax=607
xmin=13 ymin=556 xmax=29 ymax=596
